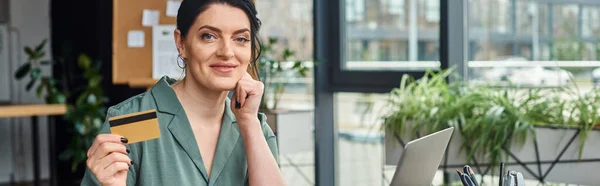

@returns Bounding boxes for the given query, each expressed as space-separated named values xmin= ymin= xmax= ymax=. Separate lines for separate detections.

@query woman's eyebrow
xmin=233 ymin=28 xmax=250 ymax=35
xmin=198 ymin=25 xmax=221 ymax=33
xmin=197 ymin=26 xmax=250 ymax=36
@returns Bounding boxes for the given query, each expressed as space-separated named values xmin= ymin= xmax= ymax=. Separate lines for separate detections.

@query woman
xmin=81 ymin=0 xmax=286 ymax=185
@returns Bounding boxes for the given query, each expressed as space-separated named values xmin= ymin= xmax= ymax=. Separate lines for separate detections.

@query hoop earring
xmin=177 ymin=55 xmax=187 ymax=69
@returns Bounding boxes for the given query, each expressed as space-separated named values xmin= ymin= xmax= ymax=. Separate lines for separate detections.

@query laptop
xmin=389 ymin=127 xmax=454 ymax=186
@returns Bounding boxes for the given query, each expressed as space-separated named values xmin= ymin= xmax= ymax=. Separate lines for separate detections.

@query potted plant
xmin=382 ymin=68 xmax=600 ymax=185
xmin=14 ymin=39 xmax=108 ymax=185
xmin=257 ymin=37 xmax=314 ymax=155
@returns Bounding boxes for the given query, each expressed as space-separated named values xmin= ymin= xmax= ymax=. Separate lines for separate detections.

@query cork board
xmin=112 ymin=0 xmax=178 ymax=84
xmin=113 ymin=0 xmax=260 ymax=86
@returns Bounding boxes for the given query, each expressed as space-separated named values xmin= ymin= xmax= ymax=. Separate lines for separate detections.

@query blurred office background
xmin=1 ymin=0 xmax=600 ymax=186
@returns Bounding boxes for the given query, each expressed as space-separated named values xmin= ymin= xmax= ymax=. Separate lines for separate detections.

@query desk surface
xmin=0 ymin=104 xmax=67 ymax=118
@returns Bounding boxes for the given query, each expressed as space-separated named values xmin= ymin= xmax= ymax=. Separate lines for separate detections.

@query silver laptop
xmin=389 ymin=127 xmax=454 ymax=186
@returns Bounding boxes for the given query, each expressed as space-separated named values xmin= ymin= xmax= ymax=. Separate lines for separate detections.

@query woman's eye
xmin=202 ymin=33 xmax=216 ymax=41
xmin=235 ymin=37 xmax=250 ymax=43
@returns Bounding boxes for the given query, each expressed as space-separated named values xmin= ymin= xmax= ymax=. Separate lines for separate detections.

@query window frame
xmin=326 ymin=0 xmax=448 ymax=93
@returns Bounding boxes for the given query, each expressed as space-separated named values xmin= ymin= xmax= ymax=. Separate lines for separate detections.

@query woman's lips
xmin=210 ymin=64 xmax=237 ymax=73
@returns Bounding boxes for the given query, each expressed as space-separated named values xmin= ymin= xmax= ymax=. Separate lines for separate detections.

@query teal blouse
xmin=80 ymin=76 xmax=279 ymax=186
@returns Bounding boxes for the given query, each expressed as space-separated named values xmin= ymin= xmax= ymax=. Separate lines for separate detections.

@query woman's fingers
xmin=97 ymin=162 xmax=130 ymax=181
xmin=239 ymin=72 xmax=256 ymax=107
xmin=100 ymin=152 xmax=132 ymax=170
xmin=88 ymin=134 xmax=127 ymax=157
xmin=233 ymin=72 xmax=264 ymax=109
xmin=231 ymin=90 xmax=238 ymax=109
xmin=237 ymin=81 xmax=248 ymax=108
xmin=94 ymin=141 xmax=128 ymax=161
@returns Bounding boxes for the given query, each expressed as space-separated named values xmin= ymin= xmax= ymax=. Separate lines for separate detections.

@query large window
xmin=468 ymin=1 xmax=600 ymax=92
xmin=331 ymin=0 xmax=442 ymax=92
xmin=344 ymin=0 xmax=440 ymax=68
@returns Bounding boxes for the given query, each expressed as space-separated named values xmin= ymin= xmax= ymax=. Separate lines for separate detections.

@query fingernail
xmin=126 ymin=149 xmax=130 ymax=154
xmin=235 ymin=99 xmax=241 ymax=109
xmin=121 ymin=137 xmax=128 ymax=144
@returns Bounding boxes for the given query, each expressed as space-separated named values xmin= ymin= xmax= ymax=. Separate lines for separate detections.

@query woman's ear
xmin=174 ymin=29 xmax=186 ymax=59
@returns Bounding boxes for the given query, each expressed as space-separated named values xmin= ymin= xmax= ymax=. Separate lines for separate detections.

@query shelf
xmin=0 ymin=104 xmax=67 ymax=118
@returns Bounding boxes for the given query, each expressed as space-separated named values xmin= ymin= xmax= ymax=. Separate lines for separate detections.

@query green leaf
xmin=93 ymin=118 xmax=103 ymax=129
xmin=25 ymin=79 xmax=35 ymax=91
xmin=282 ymin=49 xmax=294 ymax=60
xmin=34 ymin=51 xmax=46 ymax=59
xmin=87 ymin=94 xmax=97 ymax=104
xmin=40 ymin=60 xmax=53 ymax=65
xmin=89 ymin=76 xmax=103 ymax=87
xmin=77 ymin=91 xmax=90 ymax=105
xmin=24 ymin=47 xmax=35 ymax=57
xmin=36 ymin=84 xmax=44 ymax=98
xmin=299 ymin=67 xmax=308 ymax=77
xmin=35 ymin=39 xmax=47 ymax=52
xmin=268 ymin=37 xmax=278 ymax=44
xmin=30 ymin=68 xmax=41 ymax=79
xmin=55 ymin=93 xmax=67 ymax=104
xmin=292 ymin=61 xmax=302 ymax=69
xmin=48 ymin=78 xmax=56 ymax=86
xmin=75 ymin=122 xmax=86 ymax=135
xmin=14 ymin=63 xmax=32 ymax=79
xmin=78 ymin=54 xmax=92 ymax=69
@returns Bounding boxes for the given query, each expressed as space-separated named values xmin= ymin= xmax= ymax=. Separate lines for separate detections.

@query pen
xmin=499 ymin=162 xmax=505 ymax=186
xmin=463 ymin=174 xmax=475 ymax=186
xmin=463 ymin=165 xmax=479 ymax=186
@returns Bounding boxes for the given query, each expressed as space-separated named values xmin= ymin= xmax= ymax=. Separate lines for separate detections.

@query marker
xmin=463 ymin=174 xmax=475 ymax=186
xmin=464 ymin=165 xmax=479 ymax=186
xmin=456 ymin=169 xmax=468 ymax=186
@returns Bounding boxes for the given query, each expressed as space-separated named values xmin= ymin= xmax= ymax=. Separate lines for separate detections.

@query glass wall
xmin=256 ymin=1 xmax=315 ymax=185
xmin=335 ymin=0 xmax=441 ymax=185
xmin=266 ymin=0 xmax=600 ymax=185
xmin=330 ymin=0 xmax=600 ymax=185
xmin=344 ymin=0 xmax=440 ymax=71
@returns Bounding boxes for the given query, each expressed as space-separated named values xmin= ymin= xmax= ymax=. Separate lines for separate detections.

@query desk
xmin=0 ymin=104 xmax=67 ymax=186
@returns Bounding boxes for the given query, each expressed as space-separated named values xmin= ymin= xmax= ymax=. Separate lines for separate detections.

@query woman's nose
xmin=216 ymin=41 xmax=234 ymax=59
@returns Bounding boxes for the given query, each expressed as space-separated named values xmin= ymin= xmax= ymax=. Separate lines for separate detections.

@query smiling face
xmin=175 ymin=3 xmax=252 ymax=91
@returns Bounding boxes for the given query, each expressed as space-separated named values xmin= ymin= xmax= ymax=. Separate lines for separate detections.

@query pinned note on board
xmin=152 ymin=25 xmax=183 ymax=79
xmin=142 ymin=9 xmax=159 ymax=27
xmin=166 ymin=1 xmax=181 ymax=17
xmin=127 ymin=30 xmax=145 ymax=48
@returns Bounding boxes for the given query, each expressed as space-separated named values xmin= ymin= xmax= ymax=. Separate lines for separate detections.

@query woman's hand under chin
xmin=230 ymin=72 xmax=264 ymax=128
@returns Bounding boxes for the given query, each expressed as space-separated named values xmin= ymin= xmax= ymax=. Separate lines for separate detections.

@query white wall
xmin=0 ymin=0 xmax=52 ymax=183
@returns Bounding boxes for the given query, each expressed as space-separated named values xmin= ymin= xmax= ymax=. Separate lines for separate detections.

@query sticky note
xmin=127 ymin=30 xmax=145 ymax=48
xmin=142 ymin=9 xmax=159 ymax=27
xmin=166 ymin=1 xmax=181 ymax=17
